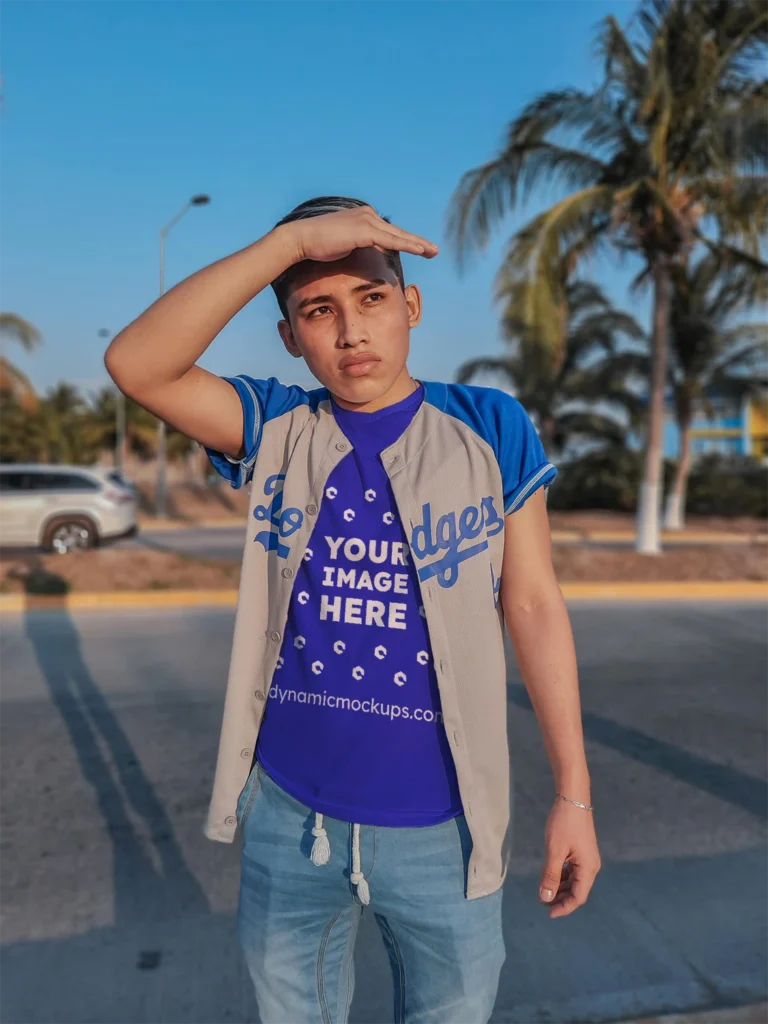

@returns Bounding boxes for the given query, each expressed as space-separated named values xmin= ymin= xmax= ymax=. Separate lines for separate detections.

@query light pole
xmin=156 ymin=193 xmax=210 ymax=517
xmin=98 ymin=328 xmax=126 ymax=475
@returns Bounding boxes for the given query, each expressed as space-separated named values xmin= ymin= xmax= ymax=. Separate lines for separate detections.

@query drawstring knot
xmin=309 ymin=813 xmax=370 ymax=905
xmin=351 ymin=823 xmax=370 ymax=905
xmin=310 ymin=813 xmax=331 ymax=866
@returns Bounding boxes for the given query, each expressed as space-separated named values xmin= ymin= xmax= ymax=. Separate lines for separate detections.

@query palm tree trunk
xmin=636 ymin=259 xmax=671 ymax=555
xmin=664 ymin=414 xmax=692 ymax=531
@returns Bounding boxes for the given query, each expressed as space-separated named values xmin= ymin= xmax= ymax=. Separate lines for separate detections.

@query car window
xmin=34 ymin=472 xmax=100 ymax=492
xmin=0 ymin=472 xmax=31 ymax=492
xmin=106 ymin=470 xmax=131 ymax=488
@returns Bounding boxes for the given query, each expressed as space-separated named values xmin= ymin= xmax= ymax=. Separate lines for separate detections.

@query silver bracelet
xmin=555 ymin=792 xmax=593 ymax=811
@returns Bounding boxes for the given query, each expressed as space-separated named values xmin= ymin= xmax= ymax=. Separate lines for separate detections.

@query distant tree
xmin=664 ymin=253 xmax=768 ymax=528
xmin=457 ymin=280 xmax=646 ymax=460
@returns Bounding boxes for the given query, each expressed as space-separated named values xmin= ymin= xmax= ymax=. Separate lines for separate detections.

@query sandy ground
xmin=1 ymin=542 xmax=765 ymax=594
xmin=137 ymin=482 xmax=768 ymax=536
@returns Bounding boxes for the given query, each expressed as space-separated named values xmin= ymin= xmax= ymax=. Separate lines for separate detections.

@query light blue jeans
xmin=236 ymin=762 xmax=505 ymax=1024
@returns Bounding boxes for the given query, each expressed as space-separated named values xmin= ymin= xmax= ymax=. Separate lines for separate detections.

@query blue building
xmin=663 ymin=384 xmax=768 ymax=460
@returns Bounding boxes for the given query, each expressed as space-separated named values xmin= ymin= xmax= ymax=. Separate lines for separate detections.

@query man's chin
xmin=329 ymin=374 xmax=395 ymax=409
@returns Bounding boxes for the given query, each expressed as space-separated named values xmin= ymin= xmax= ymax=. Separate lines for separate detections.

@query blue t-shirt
xmin=257 ymin=383 xmax=464 ymax=827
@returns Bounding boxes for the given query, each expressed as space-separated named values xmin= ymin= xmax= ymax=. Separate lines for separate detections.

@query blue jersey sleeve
xmin=432 ymin=383 xmax=557 ymax=514
xmin=205 ymin=375 xmax=312 ymax=488
xmin=498 ymin=394 xmax=557 ymax=514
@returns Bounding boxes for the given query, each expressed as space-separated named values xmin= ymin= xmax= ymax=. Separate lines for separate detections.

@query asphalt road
xmin=1 ymin=603 xmax=766 ymax=1023
xmin=125 ymin=526 xmax=246 ymax=561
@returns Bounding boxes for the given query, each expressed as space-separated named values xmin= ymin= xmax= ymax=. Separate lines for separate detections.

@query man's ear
xmin=404 ymin=284 xmax=422 ymax=328
xmin=278 ymin=319 xmax=302 ymax=359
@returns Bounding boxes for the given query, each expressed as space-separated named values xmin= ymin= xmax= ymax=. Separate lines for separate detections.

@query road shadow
xmin=507 ymin=680 xmax=767 ymax=821
xmin=18 ymin=605 xmax=210 ymax=918
xmin=0 ymin=604 xmax=257 ymax=1023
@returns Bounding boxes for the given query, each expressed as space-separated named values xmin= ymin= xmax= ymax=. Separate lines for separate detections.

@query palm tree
xmin=664 ymin=253 xmax=768 ymax=528
xmin=0 ymin=313 xmax=42 ymax=410
xmin=31 ymin=384 xmax=96 ymax=465
xmin=448 ymin=0 xmax=767 ymax=552
xmin=457 ymin=280 xmax=646 ymax=459
xmin=87 ymin=386 xmax=162 ymax=463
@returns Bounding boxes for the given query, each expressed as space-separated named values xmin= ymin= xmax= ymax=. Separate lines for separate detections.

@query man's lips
xmin=339 ymin=354 xmax=381 ymax=376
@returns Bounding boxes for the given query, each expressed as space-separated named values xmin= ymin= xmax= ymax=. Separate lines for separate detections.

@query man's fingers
xmin=539 ymin=860 xmax=565 ymax=903
xmin=371 ymin=223 xmax=439 ymax=257
xmin=569 ymin=865 xmax=596 ymax=905
xmin=547 ymin=864 xmax=597 ymax=917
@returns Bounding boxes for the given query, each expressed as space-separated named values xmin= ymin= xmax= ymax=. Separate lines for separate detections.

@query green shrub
xmin=686 ymin=455 xmax=768 ymax=517
xmin=549 ymin=447 xmax=767 ymax=517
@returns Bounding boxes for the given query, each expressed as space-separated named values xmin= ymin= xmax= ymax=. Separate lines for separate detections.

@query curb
xmin=0 ymin=582 xmax=765 ymax=614
xmin=0 ymin=590 xmax=239 ymax=613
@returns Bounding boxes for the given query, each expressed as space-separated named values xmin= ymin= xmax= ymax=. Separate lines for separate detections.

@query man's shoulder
xmin=421 ymin=381 xmax=526 ymax=436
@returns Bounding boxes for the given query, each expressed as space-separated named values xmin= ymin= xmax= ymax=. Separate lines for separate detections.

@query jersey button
xmin=240 ymin=748 xmax=251 ymax=759
xmin=254 ymin=690 xmax=266 ymax=701
xmin=225 ymin=816 xmax=237 ymax=826
xmin=335 ymin=442 xmax=348 ymax=452
xmin=281 ymin=567 xmax=294 ymax=579
xmin=270 ymin=630 xmax=281 ymax=642
xmin=306 ymin=503 xmax=318 ymax=515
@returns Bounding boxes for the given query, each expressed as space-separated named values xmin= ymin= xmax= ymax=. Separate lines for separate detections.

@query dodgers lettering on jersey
xmin=252 ymin=474 xmax=303 ymax=558
xmin=410 ymin=497 xmax=505 ymax=587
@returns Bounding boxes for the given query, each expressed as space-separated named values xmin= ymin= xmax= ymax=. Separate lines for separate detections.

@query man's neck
xmin=331 ymin=369 xmax=419 ymax=413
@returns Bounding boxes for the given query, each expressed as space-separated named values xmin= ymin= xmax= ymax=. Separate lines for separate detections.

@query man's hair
xmin=270 ymin=196 xmax=405 ymax=320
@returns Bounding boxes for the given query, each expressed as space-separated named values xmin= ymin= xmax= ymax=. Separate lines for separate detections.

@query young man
xmin=106 ymin=197 xmax=600 ymax=1024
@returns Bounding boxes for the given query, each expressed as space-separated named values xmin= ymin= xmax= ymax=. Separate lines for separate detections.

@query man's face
xmin=278 ymin=248 xmax=422 ymax=407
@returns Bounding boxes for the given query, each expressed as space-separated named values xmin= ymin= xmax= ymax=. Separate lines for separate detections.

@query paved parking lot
xmin=1 ymin=602 xmax=765 ymax=1023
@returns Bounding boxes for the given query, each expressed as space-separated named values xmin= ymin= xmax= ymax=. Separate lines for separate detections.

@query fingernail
xmin=540 ymin=888 xmax=554 ymax=901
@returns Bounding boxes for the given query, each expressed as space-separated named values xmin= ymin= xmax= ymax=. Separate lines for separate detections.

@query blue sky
xmin=1 ymin=0 xmax=644 ymax=398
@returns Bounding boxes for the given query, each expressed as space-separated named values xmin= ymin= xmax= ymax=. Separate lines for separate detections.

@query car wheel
xmin=42 ymin=516 xmax=98 ymax=554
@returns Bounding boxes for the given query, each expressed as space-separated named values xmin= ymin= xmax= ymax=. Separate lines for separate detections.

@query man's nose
xmin=338 ymin=312 xmax=370 ymax=348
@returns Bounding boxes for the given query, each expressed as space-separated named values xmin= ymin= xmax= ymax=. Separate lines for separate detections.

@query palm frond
xmin=0 ymin=313 xmax=42 ymax=352
xmin=455 ymin=357 xmax=518 ymax=388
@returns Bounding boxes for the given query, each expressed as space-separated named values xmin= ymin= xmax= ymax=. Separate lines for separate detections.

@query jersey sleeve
xmin=205 ymin=375 xmax=307 ymax=488
xmin=497 ymin=394 xmax=557 ymax=514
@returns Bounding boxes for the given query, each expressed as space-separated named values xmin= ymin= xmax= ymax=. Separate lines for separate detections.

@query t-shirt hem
xmin=258 ymin=752 xmax=464 ymax=828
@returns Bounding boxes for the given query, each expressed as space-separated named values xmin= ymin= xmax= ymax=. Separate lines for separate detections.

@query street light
xmin=156 ymin=193 xmax=211 ymax=517
xmin=98 ymin=328 xmax=126 ymax=475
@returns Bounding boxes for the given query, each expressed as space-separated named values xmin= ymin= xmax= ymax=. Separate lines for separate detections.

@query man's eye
xmin=366 ymin=293 xmax=385 ymax=302
xmin=308 ymin=306 xmax=331 ymax=318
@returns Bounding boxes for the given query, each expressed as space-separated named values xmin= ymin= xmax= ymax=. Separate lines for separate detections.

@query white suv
xmin=0 ymin=464 xmax=138 ymax=553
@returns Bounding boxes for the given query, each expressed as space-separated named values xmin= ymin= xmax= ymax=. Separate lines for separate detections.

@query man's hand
xmin=539 ymin=798 xmax=601 ymax=919
xmin=286 ymin=205 xmax=439 ymax=265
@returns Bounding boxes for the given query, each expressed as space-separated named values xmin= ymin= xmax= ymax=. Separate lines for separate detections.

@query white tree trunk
xmin=664 ymin=419 xmax=692 ymax=532
xmin=636 ymin=260 xmax=671 ymax=555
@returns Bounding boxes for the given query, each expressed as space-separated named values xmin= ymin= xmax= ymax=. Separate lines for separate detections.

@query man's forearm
xmin=105 ymin=225 xmax=297 ymax=398
xmin=503 ymin=588 xmax=591 ymax=800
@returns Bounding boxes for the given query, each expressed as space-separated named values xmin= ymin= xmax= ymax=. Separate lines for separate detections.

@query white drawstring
xmin=310 ymin=812 xmax=331 ymax=866
xmin=350 ymin=822 xmax=371 ymax=905
xmin=309 ymin=812 xmax=370 ymax=905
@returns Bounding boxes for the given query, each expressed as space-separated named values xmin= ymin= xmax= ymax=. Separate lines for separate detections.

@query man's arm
xmin=500 ymin=487 xmax=600 ymax=917
xmin=104 ymin=207 xmax=438 ymax=458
